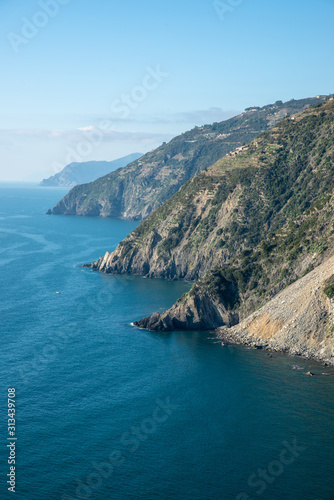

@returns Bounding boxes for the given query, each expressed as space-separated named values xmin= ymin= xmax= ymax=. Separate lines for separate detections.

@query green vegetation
xmin=135 ymin=98 xmax=334 ymax=276
xmin=195 ymin=189 xmax=334 ymax=316
xmin=324 ymin=275 xmax=334 ymax=299
xmin=191 ymin=267 xmax=240 ymax=309
xmin=52 ymin=96 xmax=330 ymax=220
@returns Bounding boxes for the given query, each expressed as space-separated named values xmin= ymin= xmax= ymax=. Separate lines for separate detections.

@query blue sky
xmin=0 ymin=0 xmax=333 ymax=181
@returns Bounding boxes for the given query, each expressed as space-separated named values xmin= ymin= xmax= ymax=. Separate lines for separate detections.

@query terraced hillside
xmin=52 ymin=96 xmax=327 ymax=220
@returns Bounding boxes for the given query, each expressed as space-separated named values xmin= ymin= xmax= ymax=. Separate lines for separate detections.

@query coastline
xmin=216 ymin=254 xmax=334 ymax=367
xmin=217 ymin=327 xmax=334 ymax=367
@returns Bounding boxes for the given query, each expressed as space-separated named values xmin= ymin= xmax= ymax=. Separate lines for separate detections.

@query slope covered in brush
xmin=89 ymin=98 xmax=334 ymax=285
xmin=52 ymin=96 xmax=327 ymax=220
xmin=135 ymin=188 xmax=334 ymax=332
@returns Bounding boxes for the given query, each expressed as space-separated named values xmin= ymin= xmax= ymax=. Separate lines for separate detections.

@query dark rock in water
xmin=133 ymin=290 xmax=239 ymax=332
xmin=46 ymin=209 xmax=52 ymax=215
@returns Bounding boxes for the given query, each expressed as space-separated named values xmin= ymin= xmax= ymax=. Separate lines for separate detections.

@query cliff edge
xmin=218 ymin=255 xmax=334 ymax=365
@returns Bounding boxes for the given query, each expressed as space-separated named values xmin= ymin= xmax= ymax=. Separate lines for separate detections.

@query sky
xmin=0 ymin=0 xmax=333 ymax=181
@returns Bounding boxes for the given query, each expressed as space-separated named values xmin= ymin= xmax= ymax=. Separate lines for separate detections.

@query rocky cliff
xmin=135 ymin=235 xmax=334 ymax=364
xmin=52 ymin=97 xmax=327 ymax=220
xmin=135 ymin=279 xmax=239 ymax=331
xmin=133 ymin=187 xmax=334 ymax=328
xmin=218 ymin=255 xmax=334 ymax=366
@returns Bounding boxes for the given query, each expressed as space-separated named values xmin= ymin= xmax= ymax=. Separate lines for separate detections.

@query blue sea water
xmin=0 ymin=184 xmax=333 ymax=500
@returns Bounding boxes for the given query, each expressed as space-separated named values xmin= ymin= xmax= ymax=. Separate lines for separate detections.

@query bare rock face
xmin=218 ymin=255 xmax=334 ymax=365
xmin=133 ymin=252 xmax=334 ymax=365
xmin=134 ymin=289 xmax=239 ymax=331
xmin=87 ymin=184 xmax=241 ymax=281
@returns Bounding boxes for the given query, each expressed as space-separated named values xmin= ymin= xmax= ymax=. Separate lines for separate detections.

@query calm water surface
xmin=0 ymin=184 xmax=333 ymax=500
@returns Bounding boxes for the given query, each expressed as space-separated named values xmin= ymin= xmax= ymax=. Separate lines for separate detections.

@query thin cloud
xmin=0 ymin=128 xmax=173 ymax=144
xmin=155 ymin=108 xmax=240 ymax=125
xmin=90 ymin=107 xmax=242 ymax=128
xmin=96 ymin=108 xmax=240 ymax=126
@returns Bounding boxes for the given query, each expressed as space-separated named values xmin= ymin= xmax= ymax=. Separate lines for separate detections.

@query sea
xmin=0 ymin=184 xmax=333 ymax=500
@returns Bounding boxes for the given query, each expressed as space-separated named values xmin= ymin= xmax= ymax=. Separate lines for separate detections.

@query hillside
xmin=89 ymin=98 xmax=334 ymax=281
xmin=87 ymin=98 xmax=334 ymax=363
xmin=134 ymin=187 xmax=334 ymax=332
xmin=51 ymin=96 xmax=327 ymax=219
xmin=218 ymin=254 xmax=334 ymax=366
xmin=40 ymin=153 xmax=142 ymax=187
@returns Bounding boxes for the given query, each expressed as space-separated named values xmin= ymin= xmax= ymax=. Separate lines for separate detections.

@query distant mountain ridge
xmin=51 ymin=96 xmax=329 ymax=219
xmin=40 ymin=153 xmax=142 ymax=187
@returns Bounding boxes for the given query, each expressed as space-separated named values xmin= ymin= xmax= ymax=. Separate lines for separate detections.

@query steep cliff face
xmin=132 ymin=185 xmax=334 ymax=336
xmin=135 ymin=279 xmax=239 ymax=331
xmin=218 ymin=255 xmax=334 ymax=365
xmin=52 ymin=96 xmax=327 ymax=220
xmin=134 ymin=254 xmax=334 ymax=367
xmin=88 ymin=99 xmax=334 ymax=283
xmin=89 ymin=184 xmax=242 ymax=279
